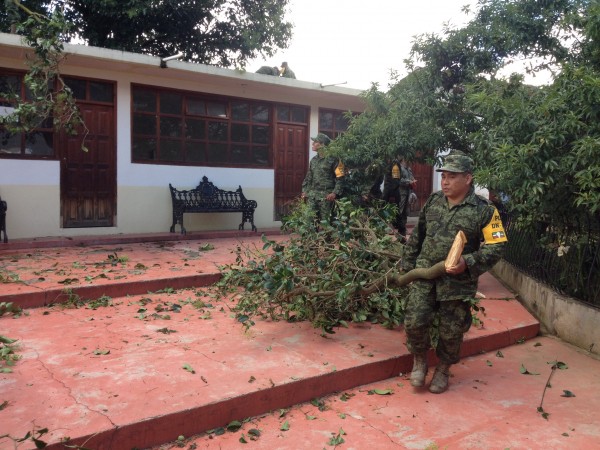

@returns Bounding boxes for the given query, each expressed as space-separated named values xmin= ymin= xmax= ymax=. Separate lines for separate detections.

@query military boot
xmin=409 ymin=353 xmax=428 ymax=387
xmin=429 ymin=363 xmax=451 ymax=394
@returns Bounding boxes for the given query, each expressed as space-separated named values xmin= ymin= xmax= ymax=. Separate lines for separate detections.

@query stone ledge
xmin=492 ymin=260 xmax=600 ymax=356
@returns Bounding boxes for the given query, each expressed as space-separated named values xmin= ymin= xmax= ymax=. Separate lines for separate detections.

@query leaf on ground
xmin=519 ymin=364 xmax=539 ymax=375
xmin=280 ymin=420 xmax=290 ymax=431
xmin=496 ymin=350 xmax=504 ymax=358
xmin=537 ymin=406 xmax=550 ymax=420
xmin=305 ymin=414 xmax=317 ymax=420
xmin=534 ymin=342 xmax=542 ymax=347
xmin=340 ymin=392 xmax=355 ymax=401
xmin=549 ymin=360 xmax=568 ymax=370
xmin=182 ymin=363 xmax=195 ymax=374
xmin=368 ymin=388 xmax=393 ymax=395
xmin=247 ymin=428 xmax=261 ymax=440
xmin=561 ymin=390 xmax=576 ymax=398
xmin=486 ymin=360 xmax=493 ymax=366
xmin=227 ymin=420 xmax=242 ymax=432
xmin=156 ymin=327 xmax=176 ymax=334
xmin=93 ymin=349 xmax=110 ymax=355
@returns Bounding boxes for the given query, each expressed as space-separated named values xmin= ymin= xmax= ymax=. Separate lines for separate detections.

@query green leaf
xmin=227 ymin=420 xmax=242 ymax=432
xmin=182 ymin=363 xmax=195 ymax=374
xmin=280 ymin=421 xmax=290 ymax=431
xmin=561 ymin=390 xmax=576 ymax=398
xmin=551 ymin=361 xmax=568 ymax=370
xmin=369 ymin=388 xmax=393 ymax=395
xmin=306 ymin=414 xmax=317 ymax=420
xmin=93 ymin=349 xmax=110 ymax=355
xmin=486 ymin=360 xmax=493 ymax=367
xmin=248 ymin=428 xmax=261 ymax=438
xmin=520 ymin=364 xmax=539 ymax=375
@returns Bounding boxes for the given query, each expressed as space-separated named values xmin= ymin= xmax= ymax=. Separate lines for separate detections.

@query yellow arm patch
xmin=335 ymin=160 xmax=345 ymax=178
xmin=482 ymin=207 xmax=508 ymax=244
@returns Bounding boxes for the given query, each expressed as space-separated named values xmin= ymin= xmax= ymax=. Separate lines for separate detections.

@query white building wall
xmin=0 ymin=39 xmax=364 ymax=239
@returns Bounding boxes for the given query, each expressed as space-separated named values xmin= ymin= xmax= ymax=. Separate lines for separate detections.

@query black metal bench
xmin=169 ymin=176 xmax=258 ymax=234
xmin=0 ymin=196 xmax=6 ymax=243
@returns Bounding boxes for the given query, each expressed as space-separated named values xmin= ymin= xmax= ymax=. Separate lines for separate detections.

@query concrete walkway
xmin=0 ymin=231 xmax=598 ymax=450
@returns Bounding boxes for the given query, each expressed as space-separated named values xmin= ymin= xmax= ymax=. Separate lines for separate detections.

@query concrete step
xmin=0 ymin=234 xmax=540 ymax=450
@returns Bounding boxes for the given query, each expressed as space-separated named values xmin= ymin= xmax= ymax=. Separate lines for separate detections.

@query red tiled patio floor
xmin=1 ymin=232 xmax=597 ymax=449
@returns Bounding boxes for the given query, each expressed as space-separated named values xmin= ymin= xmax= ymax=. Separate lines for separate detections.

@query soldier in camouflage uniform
xmin=301 ymin=133 xmax=345 ymax=224
xmin=400 ymin=151 xmax=507 ymax=393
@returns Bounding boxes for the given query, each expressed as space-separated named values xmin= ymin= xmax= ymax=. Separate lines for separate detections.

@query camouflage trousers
xmin=404 ymin=279 xmax=473 ymax=364
xmin=307 ymin=197 xmax=335 ymax=224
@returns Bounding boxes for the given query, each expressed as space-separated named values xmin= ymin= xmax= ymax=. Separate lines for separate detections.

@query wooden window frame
xmin=131 ymin=84 xmax=275 ymax=168
xmin=0 ymin=69 xmax=56 ymax=160
xmin=318 ymin=108 xmax=354 ymax=139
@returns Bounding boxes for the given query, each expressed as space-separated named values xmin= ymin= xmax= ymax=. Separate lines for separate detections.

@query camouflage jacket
xmin=401 ymin=187 xmax=507 ymax=301
xmin=302 ymin=154 xmax=345 ymax=198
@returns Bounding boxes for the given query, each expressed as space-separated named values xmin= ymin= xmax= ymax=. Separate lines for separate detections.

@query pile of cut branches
xmin=217 ymin=199 xmax=409 ymax=334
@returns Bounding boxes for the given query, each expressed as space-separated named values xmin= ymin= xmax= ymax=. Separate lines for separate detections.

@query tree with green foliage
xmin=1 ymin=0 xmax=293 ymax=67
xmin=1 ymin=1 xmax=85 ymax=139
xmin=330 ymin=0 xmax=599 ymax=231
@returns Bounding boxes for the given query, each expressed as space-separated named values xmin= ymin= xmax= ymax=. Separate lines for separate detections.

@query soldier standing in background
xmin=301 ymin=133 xmax=345 ymax=224
xmin=256 ymin=66 xmax=280 ymax=76
xmin=400 ymin=151 xmax=508 ymax=393
xmin=382 ymin=156 xmax=415 ymax=241
xmin=280 ymin=61 xmax=296 ymax=79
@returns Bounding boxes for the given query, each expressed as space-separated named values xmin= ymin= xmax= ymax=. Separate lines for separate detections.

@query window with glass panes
xmin=318 ymin=108 xmax=352 ymax=139
xmin=0 ymin=70 xmax=55 ymax=158
xmin=132 ymin=85 xmax=272 ymax=167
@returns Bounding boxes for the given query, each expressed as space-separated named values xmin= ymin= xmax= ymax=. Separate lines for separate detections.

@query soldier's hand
xmin=446 ymin=256 xmax=467 ymax=275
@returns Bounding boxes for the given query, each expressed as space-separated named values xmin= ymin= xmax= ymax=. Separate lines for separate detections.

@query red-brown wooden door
xmin=60 ymin=102 xmax=116 ymax=228
xmin=274 ymin=124 xmax=307 ymax=220
xmin=409 ymin=162 xmax=433 ymax=215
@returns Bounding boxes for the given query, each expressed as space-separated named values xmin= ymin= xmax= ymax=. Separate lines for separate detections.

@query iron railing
xmin=502 ymin=214 xmax=600 ymax=308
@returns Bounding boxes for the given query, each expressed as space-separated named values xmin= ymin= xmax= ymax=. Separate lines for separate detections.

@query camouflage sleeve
xmin=399 ymin=166 xmax=412 ymax=188
xmin=302 ymin=162 xmax=313 ymax=193
xmin=462 ymin=204 xmax=508 ymax=278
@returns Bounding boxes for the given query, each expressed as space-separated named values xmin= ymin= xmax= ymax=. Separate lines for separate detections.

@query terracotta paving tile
xmin=0 ymin=232 xmax=595 ymax=450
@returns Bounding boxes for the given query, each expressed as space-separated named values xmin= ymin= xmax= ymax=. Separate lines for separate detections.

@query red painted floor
xmin=1 ymin=231 xmax=598 ymax=450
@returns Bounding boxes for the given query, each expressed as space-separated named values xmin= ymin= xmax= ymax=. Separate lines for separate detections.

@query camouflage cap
xmin=311 ymin=133 xmax=332 ymax=146
xmin=436 ymin=152 xmax=474 ymax=173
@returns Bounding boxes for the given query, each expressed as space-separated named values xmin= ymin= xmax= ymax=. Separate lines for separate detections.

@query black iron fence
xmin=501 ymin=213 xmax=600 ymax=308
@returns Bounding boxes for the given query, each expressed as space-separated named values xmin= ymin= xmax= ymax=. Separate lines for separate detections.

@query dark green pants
xmin=307 ymin=197 xmax=334 ymax=224
xmin=404 ymin=279 xmax=472 ymax=364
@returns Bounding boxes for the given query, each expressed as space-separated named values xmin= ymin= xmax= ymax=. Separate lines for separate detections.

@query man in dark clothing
xmin=301 ymin=133 xmax=345 ymax=223
xmin=256 ymin=66 xmax=279 ymax=76
xmin=401 ymin=151 xmax=508 ymax=393
xmin=280 ymin=61 xmax=296 ymax=79
xmin=382 ymin=157 xmax=416 ymax=239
